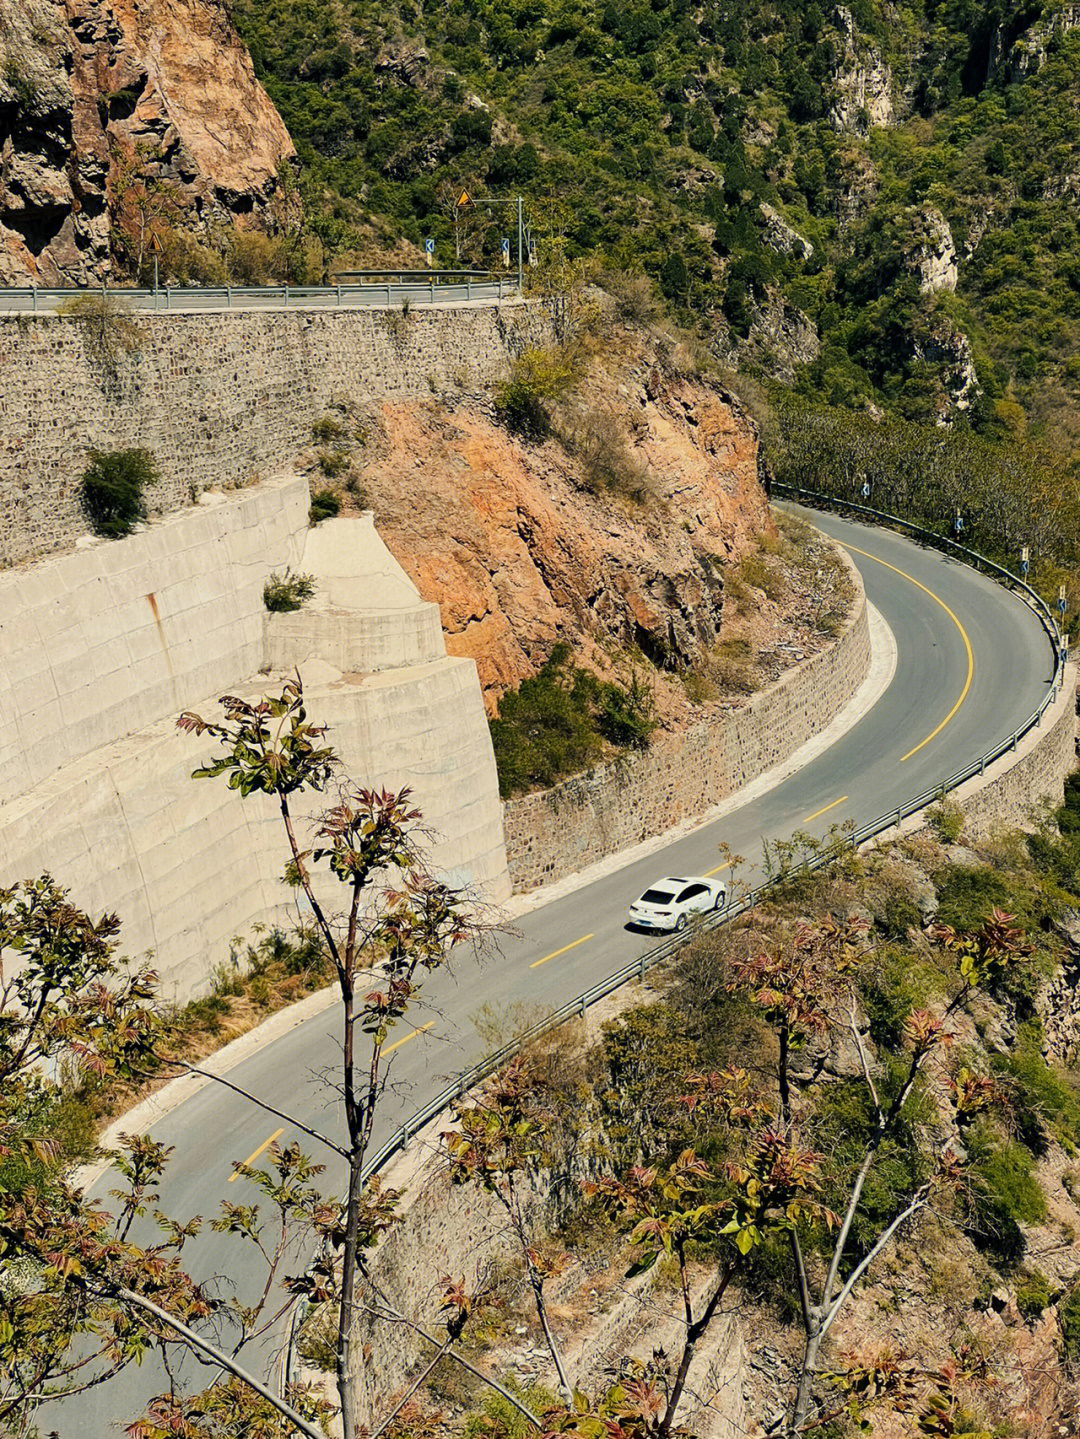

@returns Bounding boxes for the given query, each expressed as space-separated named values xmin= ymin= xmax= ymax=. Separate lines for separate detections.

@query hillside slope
xmin=230 ymin=0 xmax=1080 ymax=450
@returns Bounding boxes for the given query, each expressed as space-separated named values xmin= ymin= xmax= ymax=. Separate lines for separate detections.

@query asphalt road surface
xmin=51 ymin=505 xmax=1054 ymax=1436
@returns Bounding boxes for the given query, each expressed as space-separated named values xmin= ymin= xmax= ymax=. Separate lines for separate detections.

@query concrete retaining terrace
xmin=0 ymin=477 xmax=508 ymax=999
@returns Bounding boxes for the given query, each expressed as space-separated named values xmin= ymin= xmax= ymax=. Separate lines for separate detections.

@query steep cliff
xmin=0 ymin=0 xmax=294 ymax=283
xmin=337 ymin=326 xmax=772 ymax=710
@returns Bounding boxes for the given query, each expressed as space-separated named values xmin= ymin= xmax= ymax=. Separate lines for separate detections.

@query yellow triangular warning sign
xmin=457 ymin=189 xmax=472 ymax=207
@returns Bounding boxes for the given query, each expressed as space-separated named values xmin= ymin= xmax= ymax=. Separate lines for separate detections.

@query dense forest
xmin=227 ymin=0 xmax=1080 ymax=462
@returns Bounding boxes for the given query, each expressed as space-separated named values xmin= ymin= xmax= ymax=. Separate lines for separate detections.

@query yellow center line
xmin=530 ymin=933 xmax=594 ymax=969
xmin=804 ymin=795 xmax=849 ymax=824
xmin=228 ymin=1126 xmax=284 ymax=1183
xmin=840 ymin=541 xmax=975 ymax=762
xmin=704 ymin=860 xmax=736 ymax=877
xmin=384 ymin=1021 xmax=435 ymax=1055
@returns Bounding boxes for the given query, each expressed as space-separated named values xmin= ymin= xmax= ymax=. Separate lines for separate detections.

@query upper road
xmin=55 ymin=504 xmax=1055 ymax=1437
xmin=0 ymin=278 xmax=516 ymax=315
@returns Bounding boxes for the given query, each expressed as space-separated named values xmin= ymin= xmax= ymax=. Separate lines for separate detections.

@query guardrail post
xmin=639 ymin=952 xmax=646 ymax=980
xmin=1012 ymin=733 xmax=1019 ymax=750
xmin=166 ymin=288 xmax=171 ymax=310
xmin=979 ymin=756 xmax=985 ymax=774
xmin=284 ymin=285 xmax=289 ymax=308
xmin=467 ymin=278 xmax=473 ymax=301
xmin=430 ymin=279 xmax=434 ymax=304
xmin=386 ymin=283 xmax=391 ymax=306
xmin=337 ymin=284 xmax=342 ymax=306
xmin=32 ymin=289 xmax=37 ymax=315
xmin=579 ymin=994 xmax=587 ymax=1016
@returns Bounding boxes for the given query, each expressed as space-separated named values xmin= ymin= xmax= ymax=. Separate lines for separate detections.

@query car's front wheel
xmin=675 ymin=914 xmax=688 ymax=932
xmin=713 ymin=891 xmax=725 ymax=910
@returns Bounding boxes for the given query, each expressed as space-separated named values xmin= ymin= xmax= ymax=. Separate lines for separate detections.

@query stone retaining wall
xmin=0 ymin=300 xmax=551 ymax=565
xmin=502 ymin=546 xmax=870 ymax=891
xmin=944 ymin=662 xmax=1077 ymax=837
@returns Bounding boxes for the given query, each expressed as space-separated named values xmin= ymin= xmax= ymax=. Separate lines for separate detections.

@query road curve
xmin=54 ymin=506 xmax=1054 ymax=1436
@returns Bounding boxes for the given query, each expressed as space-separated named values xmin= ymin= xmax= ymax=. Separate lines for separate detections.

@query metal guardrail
xmin=0 ymin=279 xmax=519 ymax=315
xmin=280 ymin=487 xmax=1069 ymax=1392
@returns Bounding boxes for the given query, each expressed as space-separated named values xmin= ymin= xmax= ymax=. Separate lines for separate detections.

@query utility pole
xmin=457 ymin=192 xmax=526 ymax=294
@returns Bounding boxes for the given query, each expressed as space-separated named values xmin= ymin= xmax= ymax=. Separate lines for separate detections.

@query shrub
xmin=1061 ymin=1282 xmax=1080 ymax=1360
xmin=309 ymin=488 xmax=341 ymax=524
xmin=263 ymin=568 xmax=316 ymax=613
xmin=80 ymin=447 xmax=159 ymax=537
xmin=317 ymin=448 xmax=348 ymax=477
xmin=934 ymin=864 xmax=1012 ymax=930
xmin=58 ymin=292 xmax=143 ymax=376
xmin=926 ymin=798 xmax=965 ymax=843
xmin=490 ymin=642 xmax=655 ymax=797
xmin=567 ymin=412 xmax=653 ymax=503
xmin=1015 ymin=1267 xmax=1052 ymax=1320
xmin=965 ymin=1125 xmax=1046 ymax=1263
xmin=496 ymin=346 xmax=577 ymax=439
xmin=312 ymin=415 xmax=346 ymax=442
xmin=993 ymin=1021 xmax=1080 ymax=1156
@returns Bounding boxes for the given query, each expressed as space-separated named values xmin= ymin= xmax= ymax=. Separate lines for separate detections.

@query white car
xmin=627 ymin=875 xmax=728 ymax=932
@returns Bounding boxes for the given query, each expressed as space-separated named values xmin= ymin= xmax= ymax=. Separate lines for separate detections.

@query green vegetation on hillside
xmin=490 ymin=641 xmax=655 ymax=796
xmin=229 ymin=0 xmax=1080 ymax=458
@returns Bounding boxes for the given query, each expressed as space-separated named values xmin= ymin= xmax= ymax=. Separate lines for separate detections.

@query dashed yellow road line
xmin=803 ymin=795 xmax=849 ymax=824
xmin=228 ymin=1126 xmax=284 ymax=1183
xmin=530 ymin=933 xmax=594 ymax=970
xmin=384 ymin=1021 xmax=435 ymax=1055
xmin=704 ymin=860 xmax=736 ymax=877
xmin=840 ymin=542 xmax=975 ymax=762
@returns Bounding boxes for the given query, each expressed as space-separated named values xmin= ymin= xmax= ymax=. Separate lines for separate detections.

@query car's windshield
xmin=640 ymin=888 xmax=675 ymax=904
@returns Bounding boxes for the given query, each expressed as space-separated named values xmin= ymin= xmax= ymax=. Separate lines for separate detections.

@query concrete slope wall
xmin=0 ymin=474 xmax=306 ymax=800
xmin=0 ymin=481 xmax=508 ymax=999
xmin=503 ymin=547 xmax=871 ymax=891
xmin=0 ymin=301 xmax=552 ymax=565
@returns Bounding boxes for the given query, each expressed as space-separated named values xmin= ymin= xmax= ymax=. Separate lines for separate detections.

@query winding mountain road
xmin=54 ymin=505 xmax=1056 ymax=1436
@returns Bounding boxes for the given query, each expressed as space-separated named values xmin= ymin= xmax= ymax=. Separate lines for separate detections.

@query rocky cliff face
xmin=340 ymin=329 xmax=769 ymax=708
xmin=829 ymin=6 xmax=894 ymax=135
xmin=0 ymin=0 xmax=294 ymax=283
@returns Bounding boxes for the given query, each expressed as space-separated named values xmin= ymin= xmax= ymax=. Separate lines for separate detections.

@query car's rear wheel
xmin=675 ymin=914 xmax=688 ymax=932
xmin=713 ymin=891 xmax=725 ymax=910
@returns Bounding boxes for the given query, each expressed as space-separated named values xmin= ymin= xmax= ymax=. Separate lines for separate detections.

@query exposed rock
xmin=828 ymin=6 xmax=894 ymax=136
xmin=833 ymin=147 xmax=880 ymax=231
xmin=374 ymin=41 xmax=431 ymax=88
xmin=759 ymin=201 xmax=813 ymax=260
xmin=994 ymin=3 xmax=1080 ymax=81
xmin=0 ymin=0 xmax=295 ymax=284
xmin=909 ymin=207 xmax=959 ymax=294
xmin=350 ymin=331 xmax=769 ymax=708
xmin=715 ymin=289 xmax=821 ymax=384
xmin=913 ymin=316 xmax=980 ymax=418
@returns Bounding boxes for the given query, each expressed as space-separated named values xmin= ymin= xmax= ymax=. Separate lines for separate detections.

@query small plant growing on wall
xmin=81 ymin=447 xmax=159 ymax=538
xmin=309 ymin=488 xmax=341 ymax=524
xmin=263 ymin=569 xmax=316 ymax=612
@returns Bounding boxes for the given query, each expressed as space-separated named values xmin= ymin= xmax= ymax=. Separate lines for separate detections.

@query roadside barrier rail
xmin=0 ymin=278 xmax=519 ymax=315
xmin=280 ymin=486 xmax=1068 ymax=1392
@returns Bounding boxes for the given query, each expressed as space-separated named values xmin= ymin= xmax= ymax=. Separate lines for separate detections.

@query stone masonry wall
xmin=0 ymin=299 xmax=552 ymax=565
xmin=948 ymin=663 xmax=1077 ymax=838
xmin=502 ymin=546 xmax=870 ymax=891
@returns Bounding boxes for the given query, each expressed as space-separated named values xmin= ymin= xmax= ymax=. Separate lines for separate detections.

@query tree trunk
xmin=788 ymin=1325 xmax=822 ymax=1438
